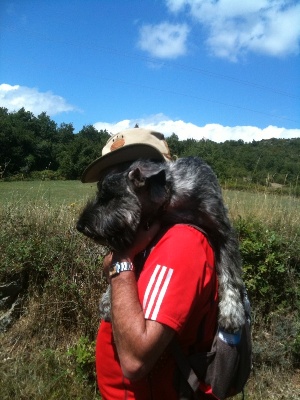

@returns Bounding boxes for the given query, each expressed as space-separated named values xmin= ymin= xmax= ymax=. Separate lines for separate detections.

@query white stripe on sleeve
xmin=143 ymin=264 xmax=161 ymax=310
xmin=143 ymin=265 xmax=174 ymax=320
xmin=151 ymin=268 xmax=173 ymax=320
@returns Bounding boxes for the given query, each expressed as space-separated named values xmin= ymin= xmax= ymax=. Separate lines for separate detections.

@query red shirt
xmin=96 ymin=224 xmax=219 ymax=399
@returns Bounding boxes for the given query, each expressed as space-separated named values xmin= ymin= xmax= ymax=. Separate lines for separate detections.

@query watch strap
xmin=108 ymin=261 xmax=134 ymax=278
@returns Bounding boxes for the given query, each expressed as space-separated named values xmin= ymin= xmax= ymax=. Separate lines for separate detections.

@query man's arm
xmin=103 ymin=221 xmax=174 ymax=381
xmin=110 ymin=269 xmax=174 ymax=381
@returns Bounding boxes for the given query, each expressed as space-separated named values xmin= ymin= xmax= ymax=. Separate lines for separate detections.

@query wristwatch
xmin=108 ymin=261 xmax=134 ymax=279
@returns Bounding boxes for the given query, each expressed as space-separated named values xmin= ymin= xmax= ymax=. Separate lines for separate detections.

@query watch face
xmin=109 ymin=262 xmax=133 ymax=278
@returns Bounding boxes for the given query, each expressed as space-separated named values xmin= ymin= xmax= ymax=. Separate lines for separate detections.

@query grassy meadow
xmin=0 ymin=180 xmax=299 ymax=399
xmin=0 ymin=180 xmax=97 ymax=207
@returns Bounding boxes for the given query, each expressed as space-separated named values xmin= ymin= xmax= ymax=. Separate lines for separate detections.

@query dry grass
xmin=243 ymin=367 xmax=300 ymax=400
xmin=224 ymin=189 xmax=300 ymax=230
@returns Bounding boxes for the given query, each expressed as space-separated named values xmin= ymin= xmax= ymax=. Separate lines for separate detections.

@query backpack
xmin=171 ymin=226 xmax=252 ymax=400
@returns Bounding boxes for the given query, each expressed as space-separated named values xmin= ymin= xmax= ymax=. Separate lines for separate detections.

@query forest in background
xmin=1 ymin=107 xmax=300 ymax=191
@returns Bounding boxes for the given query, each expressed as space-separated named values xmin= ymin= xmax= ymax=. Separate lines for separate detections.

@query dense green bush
xmin=235 ymin=218 xmax=300 ymax=369
xmin=236 ymin=219 xmax=300 ymax=312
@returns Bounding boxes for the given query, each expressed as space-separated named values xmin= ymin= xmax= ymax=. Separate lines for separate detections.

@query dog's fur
xmin=77 ymin=156 xmax=245 ymax=331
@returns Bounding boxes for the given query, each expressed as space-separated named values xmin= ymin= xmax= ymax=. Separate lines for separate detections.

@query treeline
xmin=1 ymin=107 xmax=300 ymax=187
xmin=167 ymin=134 xmax=300 ymax=188
xmin=0 ymin=107 xmax=110 ymax=180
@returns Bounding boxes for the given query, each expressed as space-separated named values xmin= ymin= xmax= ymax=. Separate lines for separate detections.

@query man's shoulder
xmin=163 ymin=224 xmax=209 ymax=241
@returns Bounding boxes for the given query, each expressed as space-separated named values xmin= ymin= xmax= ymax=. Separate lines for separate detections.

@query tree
xmin=166 ymin=133 xmax=184 ymax=157
xmin=57 ymin=123 xmax=74 ymax=144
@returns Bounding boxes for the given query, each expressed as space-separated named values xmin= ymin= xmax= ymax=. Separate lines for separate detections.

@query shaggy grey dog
xmin=77 ymin=156 xmax=245 ymax=331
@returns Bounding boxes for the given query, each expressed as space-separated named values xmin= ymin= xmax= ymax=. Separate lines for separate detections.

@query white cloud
xmin=94 ymin=113 xmax=300 ymax=143
xmin=137 ymin=22 xmax=190 ymax=58
xmin=166 ymin=0 xmax=300 ymax=61
xmin=94 ymin=119 xmax=132 ymax=133
xmin=0 ymin=83 xmax=77 ymax=116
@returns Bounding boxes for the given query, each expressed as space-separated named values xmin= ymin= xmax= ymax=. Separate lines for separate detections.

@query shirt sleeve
xmin=137 ymin=224 xmax=215 ymax=333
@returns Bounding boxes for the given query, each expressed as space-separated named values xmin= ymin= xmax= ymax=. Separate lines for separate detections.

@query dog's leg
xmin=99 ymin=285 xmax=111 ymax=321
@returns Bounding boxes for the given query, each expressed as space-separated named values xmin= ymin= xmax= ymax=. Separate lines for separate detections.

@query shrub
xmin=235 ymin=218 xmax=300 ymax=314
xmin=235 ymin=218 xmax=300 ymax=370
xmin=0 ymin=202 xmax=108 ymax=341
xmin=67 ymin=336 xmax=96 ymax=382
xmin=29 ymin=169 xmax=62 ymax=180
xmin=0 ymin=200 xmax=105 ymax=398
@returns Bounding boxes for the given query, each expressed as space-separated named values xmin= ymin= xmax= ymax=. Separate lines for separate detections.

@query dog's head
xmin=76 ymin=160 xmax=170 ymax=251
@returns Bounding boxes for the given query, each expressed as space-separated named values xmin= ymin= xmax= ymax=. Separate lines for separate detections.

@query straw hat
xmin=81 ymin=128 xmax=171 ymax=183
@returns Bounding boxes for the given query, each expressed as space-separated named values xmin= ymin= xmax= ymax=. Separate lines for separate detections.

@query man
xmin=80 ymin=128 xmax=219 ymax=399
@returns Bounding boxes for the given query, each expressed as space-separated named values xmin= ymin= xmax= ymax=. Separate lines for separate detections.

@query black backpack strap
xmin=170 ymin=224 xmax=217 ymax=400
xmin=170 ymin=339 xmax=202 ymax=400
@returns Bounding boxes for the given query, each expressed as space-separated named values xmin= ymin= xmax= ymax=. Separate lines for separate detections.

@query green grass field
xmin=0 ymin=180 xmax=97 ymax=207
xmin=1 ymin=180 xmax=299 ymax=230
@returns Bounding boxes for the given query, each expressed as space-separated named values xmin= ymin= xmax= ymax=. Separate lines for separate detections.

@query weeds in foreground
xmin=0 ymin=339 xmax=101 ymax=400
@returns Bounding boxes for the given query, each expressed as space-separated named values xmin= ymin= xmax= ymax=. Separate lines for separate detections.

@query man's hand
xmin=102 ymin=251 xmax=113 ymax=280
xmin=103 ymin=220 xmax=161 ymax=278
xmin=124 ymin=219 xmax=161 ymax=259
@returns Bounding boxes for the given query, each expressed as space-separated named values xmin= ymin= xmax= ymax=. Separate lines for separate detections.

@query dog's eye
xmin=97 ymin=170 xmax=119 ymax=191
xmin=97 ymin=176 xmax=120 ymax=202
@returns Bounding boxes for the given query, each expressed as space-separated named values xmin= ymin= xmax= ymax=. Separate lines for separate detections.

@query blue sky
xmin=1 ymin=0 xmax=299 ymax=142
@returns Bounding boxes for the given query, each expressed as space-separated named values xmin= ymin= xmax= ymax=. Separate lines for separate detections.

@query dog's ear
xmin=128 ymin=166 xmax=168 ymax=205
xmin=128 ymin=166 xmax=166 ymax=188
xmin=128 ymin=168 xmax=146 ymax=187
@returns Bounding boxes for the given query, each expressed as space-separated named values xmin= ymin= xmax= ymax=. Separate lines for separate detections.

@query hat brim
xmin=81 ymin=143 xmax=166 ymax=183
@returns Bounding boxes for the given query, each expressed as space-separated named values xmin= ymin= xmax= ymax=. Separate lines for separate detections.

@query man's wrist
xmin=108 ymin=261 xmax=134 ymax=279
